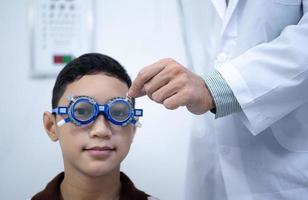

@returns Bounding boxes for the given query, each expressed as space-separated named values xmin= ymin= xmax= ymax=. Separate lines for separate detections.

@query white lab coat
xmin=179 ymin=0 xmax=308 ymax=199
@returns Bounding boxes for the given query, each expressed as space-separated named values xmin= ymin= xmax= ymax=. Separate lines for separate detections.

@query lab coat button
xmin=217 ymin=53 xmax=228 ymax=63
xmin=220 ymin=147 xmax=229 ymax=155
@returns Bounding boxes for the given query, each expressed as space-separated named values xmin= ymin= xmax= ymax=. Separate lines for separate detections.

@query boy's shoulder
xmin=120 ymin=172 xmax=160 ymax=199
xmin=31 ymin=172 xmax=63 ymax=200
xmin=147 ymin=196 xmax=160 ymax=200
xmin=120 ymin=171 xmax=153 ymax=199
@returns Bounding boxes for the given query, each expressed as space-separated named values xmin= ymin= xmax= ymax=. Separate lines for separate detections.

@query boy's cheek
xmin=56 ymin=125 xmax=80 ymax=140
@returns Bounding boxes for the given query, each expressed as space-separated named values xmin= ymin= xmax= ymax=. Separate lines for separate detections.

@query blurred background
xmin=0 ymin=0 xmax=191 ymax=199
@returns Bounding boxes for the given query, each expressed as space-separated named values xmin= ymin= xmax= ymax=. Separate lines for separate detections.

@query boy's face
xmin=43 ymin=73 xmax=136 ymax=177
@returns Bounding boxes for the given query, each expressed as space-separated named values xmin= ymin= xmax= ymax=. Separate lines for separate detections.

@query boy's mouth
xmin=83 ymin=146 xmax=116 ymax=157
xmin=85 ymin=146 xmax=115 ymax=151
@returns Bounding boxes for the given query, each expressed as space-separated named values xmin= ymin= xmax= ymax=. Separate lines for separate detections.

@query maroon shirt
xmin=32 ymin=172 xmax=150 ymax=200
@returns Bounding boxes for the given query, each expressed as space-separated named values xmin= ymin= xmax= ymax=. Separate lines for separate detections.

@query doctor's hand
xmin=128 ymin=58 xmax=215 ymax=115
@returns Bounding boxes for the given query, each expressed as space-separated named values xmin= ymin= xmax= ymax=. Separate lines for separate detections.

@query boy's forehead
xmin=60 ymin=74 xmax=128 ymax=104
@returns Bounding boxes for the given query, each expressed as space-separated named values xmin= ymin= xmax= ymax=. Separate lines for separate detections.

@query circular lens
xmin=109 ymin=101 xmax=130 ymax=122
xmin=72 ymin=101 xmax=94 ymax=122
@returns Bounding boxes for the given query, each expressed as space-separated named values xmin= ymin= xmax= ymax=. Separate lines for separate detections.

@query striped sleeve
xmin=203 ymin=70 xmax=242 ymax=118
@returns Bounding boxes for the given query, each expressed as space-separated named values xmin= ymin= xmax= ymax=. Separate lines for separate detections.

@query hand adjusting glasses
xmin=52 ymin=95 xmax=143 ymax=127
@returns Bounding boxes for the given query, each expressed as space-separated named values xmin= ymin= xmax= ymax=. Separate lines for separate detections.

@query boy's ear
xmin=43 ymin=111 xmax=59 ymax=142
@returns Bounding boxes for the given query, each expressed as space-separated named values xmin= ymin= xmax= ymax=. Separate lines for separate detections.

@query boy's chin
xmin=82 ymin=164 xmax=121 ymax=178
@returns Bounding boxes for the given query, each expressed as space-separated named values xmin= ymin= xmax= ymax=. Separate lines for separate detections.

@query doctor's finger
xmin=162 ymin=91 xmax=187 ymax=110
xmin=128 ymin=59 xmax=171 ymax=98
xmin=133 ymin=87 xmax=147 ymax=98
xmin=151 ymin=78 xmax=183 ymax=103
xmin=143 ymin=65 xmax=178 ymax=97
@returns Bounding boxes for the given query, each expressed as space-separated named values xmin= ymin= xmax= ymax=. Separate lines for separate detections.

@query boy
xmin=32 ymin=53 xmax=156 ymax=200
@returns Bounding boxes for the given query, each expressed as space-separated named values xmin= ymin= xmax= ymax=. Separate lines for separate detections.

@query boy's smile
xmin=83 ymin=144 xmax=116 ymax=158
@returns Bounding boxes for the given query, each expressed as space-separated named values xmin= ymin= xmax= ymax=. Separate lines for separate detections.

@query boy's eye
xmin=73 ymin=102 xmax=94 ymax=121
xmin=110 ymin=105 xmax=129 ymax=121
xmin=75 ymin=108 xmax=89 ymax=115
xmin=111 ymin=109 xmax=127 ymax=118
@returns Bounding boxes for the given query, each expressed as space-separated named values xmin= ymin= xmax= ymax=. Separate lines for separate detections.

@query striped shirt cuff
xmin=203 ymin=70 xmax=242 ymax=118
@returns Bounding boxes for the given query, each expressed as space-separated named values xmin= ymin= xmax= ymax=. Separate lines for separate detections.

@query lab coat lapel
xmin=210 ymin=0 xmax=226 ymax=19
xmin=221 ymin=0 xmax=240 ymax=34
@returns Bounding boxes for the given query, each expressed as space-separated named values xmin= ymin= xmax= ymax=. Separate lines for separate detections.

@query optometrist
xmin=128 ymin=0 xmax=308 ymax=199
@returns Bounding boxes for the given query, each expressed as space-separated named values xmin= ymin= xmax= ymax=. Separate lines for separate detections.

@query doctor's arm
xmin=217 ymin=6 xmax=308 ymax=135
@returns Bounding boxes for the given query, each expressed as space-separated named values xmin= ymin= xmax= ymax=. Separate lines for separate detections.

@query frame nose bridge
xmin=97 ymin=104 xmax=109 ymax=120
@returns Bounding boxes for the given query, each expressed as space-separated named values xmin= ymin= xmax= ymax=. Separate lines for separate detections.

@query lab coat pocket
xmin=275 ymin=0 xmax=301 ymax=5
xmin=271 ymin=103 xmax=308 ymax=152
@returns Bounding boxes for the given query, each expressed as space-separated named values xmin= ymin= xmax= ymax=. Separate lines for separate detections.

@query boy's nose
xmin=89 ymin=115 xmax=112 ymax=138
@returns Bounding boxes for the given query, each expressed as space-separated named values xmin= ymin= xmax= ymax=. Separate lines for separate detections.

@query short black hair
xmin=52 ymin=53 xmax=134 ymax=108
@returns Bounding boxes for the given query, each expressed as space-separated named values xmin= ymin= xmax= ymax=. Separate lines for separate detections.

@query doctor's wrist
xmin=202 ymin=70 xmax=242 ymax=118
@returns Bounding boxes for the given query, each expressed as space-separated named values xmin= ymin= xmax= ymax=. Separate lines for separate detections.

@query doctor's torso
xmin=180 ymin=0 xmax=308 ymax=200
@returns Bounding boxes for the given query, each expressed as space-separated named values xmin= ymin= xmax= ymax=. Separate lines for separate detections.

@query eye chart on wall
xmin=29 ymin=0 xmax=95 ymax=77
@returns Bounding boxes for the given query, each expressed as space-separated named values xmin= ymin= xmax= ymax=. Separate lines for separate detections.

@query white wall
xmin=0 ymin=1 xmax=191 ymax=199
